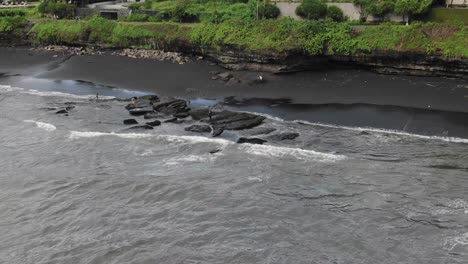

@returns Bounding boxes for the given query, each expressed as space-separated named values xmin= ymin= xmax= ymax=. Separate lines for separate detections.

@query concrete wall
xmin=446 ymin=0 xmax=467 ymax=6
xmin=276 ymin=2 xmax=301 ymax=20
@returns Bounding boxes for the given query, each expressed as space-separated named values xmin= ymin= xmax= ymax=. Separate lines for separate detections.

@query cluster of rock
xmin=111 ymin=49 xmax=190 ymax=64
xmin=33 ymin=46 xmax=104 ymax=56
xmin=33 ymin=46 xmax=190 ymax=64
xmin=210 ymin=71 xmax=266 ymax=86
xmin=120 ymin=95 xmax=302 ymax=145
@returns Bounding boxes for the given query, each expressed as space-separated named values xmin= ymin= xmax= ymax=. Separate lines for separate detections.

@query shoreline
xmin=1 ymin=46 xmax=467 ymax=113
xmin=1 ymin=46 xmax=468 ymax=138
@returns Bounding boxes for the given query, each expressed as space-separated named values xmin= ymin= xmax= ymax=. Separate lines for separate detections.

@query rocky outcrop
xmin=185 ymin=125 xmax=212 ymax=133
xmin=268 ymin=132 xmax=300 ymax=141
xmin=237 ymin=137 xmax=267 ymax=145
xmin=123 ymin=119 xmax=138 ymax=125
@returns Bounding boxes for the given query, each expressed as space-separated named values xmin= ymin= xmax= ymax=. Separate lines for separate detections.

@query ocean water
xmin=1 ymin=80 xmax=468 ymax=264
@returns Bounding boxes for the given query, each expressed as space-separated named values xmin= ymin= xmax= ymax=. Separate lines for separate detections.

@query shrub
xmin=38 ymin=0 xmax=75 ymax=19
xmin=0 ymin=16 xmax=28 ymax=33
xmin=296 ymin=0 xmax=328 ymax=20
xmin=258 ymin=3 xmax=280 ymax=19
xmin=87 ymin=16 xmax=116 ymax=43
xmin=0 ymin=9 xmax=26 ymax=17
xmin=327 ymin=5 xmax=346 ymax=22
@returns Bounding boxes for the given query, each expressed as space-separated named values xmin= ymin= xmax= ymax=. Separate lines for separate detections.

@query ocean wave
xmin=0 ymin=84 xmax=115 ymax=100
xmin=165 ymin=154 xmax=217 ymax=166
xmin=68 ymin=131 xmax=232 ymax=147
xmin=69 ymin=131 xmax=152 ymax=139
xmin=241 ymin=144 xmax=346 ymax=162
xmin=24 ymin=120 xmax=57 ymax=132
xmin=161 ymin=134 xmax=231 ymax=147
xmin=294 ymin=120 xmax=468 ymax=144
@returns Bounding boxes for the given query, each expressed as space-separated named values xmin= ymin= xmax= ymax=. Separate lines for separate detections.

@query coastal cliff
xmin=1 ymin=19 xmax=467 ymax=78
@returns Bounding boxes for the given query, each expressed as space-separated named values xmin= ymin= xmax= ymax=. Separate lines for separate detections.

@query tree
xmin=327 ymin=5 xmax=346 ymax=22
xmin=394 ymin=0 xmax=433 ymax=25
xmin=296 ymin=0 xmax=328 ymax=20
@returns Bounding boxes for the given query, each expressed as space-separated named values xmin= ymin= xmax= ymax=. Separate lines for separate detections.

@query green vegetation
xmin=38 ymin=0 xmax=75 ymax=19
xmin=27 ymin=17 xmax=467 ymax=58
xmin=296 ymin=0 xmax=328 ymax=20
xmin=0 ymin=16 xmax=28 ymax=33
xmin=353 ymin=0 xmax=434 ymax=21
xmin=128 ymin=0 xmax=279 ymax=23
xmin=1 ymin=0 xmax=465 ymax=60
xmin=0 ymin=9 xmax=26 ymax=17
xmin=429 ymin=8 xmax=468 ymax=25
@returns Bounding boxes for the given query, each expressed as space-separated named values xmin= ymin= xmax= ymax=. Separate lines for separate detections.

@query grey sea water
xmin=1 ymin=81 xmax=468 ymax=264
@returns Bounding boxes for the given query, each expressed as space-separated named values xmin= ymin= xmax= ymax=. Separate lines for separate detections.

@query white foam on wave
xmin=69 ymin=131 xmax=232 ymax=147
xmin=241 ymin=144 xmax=346 ymax=162
xmin=294 ymin=120 xmax=468 ymax=144
xmin=0 ymin=84 xmax=24 ymax=92
xmin=444 ymin=232 xmax=468 ymax=251
xmin=69 ymin=131 xmax=152 ymax=139
xmin=161 ymin=134 xmax=231 ymax=147
xmin=24 ymin=120 xmax=56 ymax=132
xmin=165 ymin=154 xmax=218 ymax=166
xmin=0 ymin=84 xmax=115 ymax=100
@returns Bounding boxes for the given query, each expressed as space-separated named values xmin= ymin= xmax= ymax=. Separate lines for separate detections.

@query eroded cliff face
xmin=201 ymin=47 xmax=468 ymax=78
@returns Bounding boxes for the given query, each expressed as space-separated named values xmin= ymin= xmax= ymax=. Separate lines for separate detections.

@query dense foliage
xmin=0 ymin=16 xmax=28 ymax=33
xmin=28 ymin=17 xmax=467 ymax=58
xmin=127 ymin=0 xmax=279 ymax=23
xmin=296 ymin=0 xmax=328 ymax=20
xmin=353 ymin=0 xmax=434 ymax=20
xmin=38 ymin=0 xmax=75 ymax=19
xmin=0 ymin=9 xmax=26 ymax=17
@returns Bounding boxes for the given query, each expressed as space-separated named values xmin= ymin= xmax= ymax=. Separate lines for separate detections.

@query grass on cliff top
xmin=28 ymin=17 xmax=468 ymax=58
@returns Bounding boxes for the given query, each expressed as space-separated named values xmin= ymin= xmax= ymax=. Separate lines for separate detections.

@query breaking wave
xmin=294 ymin=120 xmax=468 ymax=144
xmin=241 ymin=144 xmax=346 ymax=162
xmin=0 ymin=85 xmax=115 ymax=100
xmin=23 ymin=120 xmax=57 ymax=132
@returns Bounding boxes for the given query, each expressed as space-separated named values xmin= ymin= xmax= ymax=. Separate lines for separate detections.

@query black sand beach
xmin=1 ymin=47 xmax=468 ymax=137
xmin=1 ymin=47 xmax=467 ymax=112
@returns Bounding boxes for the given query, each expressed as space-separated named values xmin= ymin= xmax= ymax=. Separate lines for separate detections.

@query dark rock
xmin=185 ymin=125 xmax=212 ymax=133
xmin=138 ymin=95 xmax=159 ymax=102
xmin=218 ymin=72 xmax=233 ymax=81
xmin=237 ymin=138 xmax=267 ymax=145
xmin=164 ymin=118 xmax=178 ymax=123
xmin=269 ymin=132 xmax=300 ymax=141
xmin=146 ymin=120 xmax=161 ymax=127
xmin=211 ymin=126 xmax=224 ymax=137
xmin=56 ymin=109 xmax=68 ymax=114
xmin=129 ymin=107 xmax=154 ymax=116
xmin=123 ymin=119 xmax=138 ymax=125
xmin=189 ymin=109 xmax=265 ymax=130
xmin=144 ymin=112 xmax=164 ymax=119
xmin=189 ymin=108 xmax=210 ymax=120
xmin=359 ymin=131 xmax=371 ymax=136
xmin=173 ymin=112 xmax=190 ymax=118
xmin=208 ymin=110 xmax=266 ymax=130
xmin=153 ymin=98 xmax=188 ymax=115
xmin=209 ymin=149 xmax=221 ymax=154
xmin=128 ymin=125 xmax=153 ymax=130
xmin=65 ymin=106 xmax=75 ymax=111
xmin=209 ymin=71 xmax=220 ymax=75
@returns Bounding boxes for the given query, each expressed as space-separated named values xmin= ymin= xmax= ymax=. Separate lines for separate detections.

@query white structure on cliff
xmin=446 ymin=0 xmax=468 ymax=7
